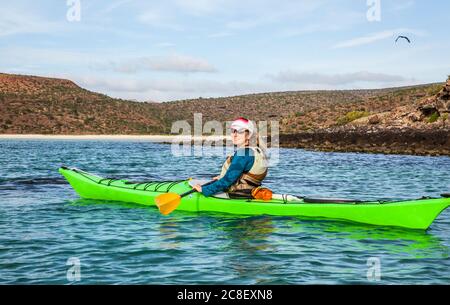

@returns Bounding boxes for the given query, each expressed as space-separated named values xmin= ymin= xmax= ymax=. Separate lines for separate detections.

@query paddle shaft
xmin=180 ymin=180 xmax=216 ymax=198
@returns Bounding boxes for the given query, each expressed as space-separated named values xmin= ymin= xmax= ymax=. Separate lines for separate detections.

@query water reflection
xmin=213 ymin=216 xmax=276 ymax=253
xmin=207 ymin=215 xmax=282 ymax=284
xmin=67 ymin=198 xmax=146 ymax=210
xmin=157 ymin=218 xmax=182 ymax=250
xmin=279 ymin=217 xmax=449 ymax=259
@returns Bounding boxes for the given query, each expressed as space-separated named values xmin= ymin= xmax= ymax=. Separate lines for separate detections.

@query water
xmin=0 ymin=139 xmax=449 ymax=284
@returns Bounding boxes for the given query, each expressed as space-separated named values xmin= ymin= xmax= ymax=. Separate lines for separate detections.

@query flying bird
xmin=395 ymin=35 xmax=411 ymax=43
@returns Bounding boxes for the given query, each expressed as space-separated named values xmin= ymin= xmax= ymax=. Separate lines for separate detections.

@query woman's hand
xmin=193 ymin=184 xmax=202 ymax=192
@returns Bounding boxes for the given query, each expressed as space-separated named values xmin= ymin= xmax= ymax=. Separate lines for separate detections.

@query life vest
xmin=218 ymin=147 xmax=268 ymax=198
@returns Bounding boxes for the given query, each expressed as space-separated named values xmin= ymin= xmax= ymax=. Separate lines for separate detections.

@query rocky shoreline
xmin=1 ymin=130 xmax=448 ymax=156
xmin=278 ymin=127 xmax=450 ymax=156
xmin=156 ymin=127 xmax=450 ymax=157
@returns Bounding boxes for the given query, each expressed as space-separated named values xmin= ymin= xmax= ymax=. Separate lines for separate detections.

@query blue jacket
xmin=201 ymin=148 xmax=255 ymax=197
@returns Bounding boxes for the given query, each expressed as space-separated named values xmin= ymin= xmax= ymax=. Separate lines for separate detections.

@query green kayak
xmin=59 ymin=167 xmax=450 ymax=230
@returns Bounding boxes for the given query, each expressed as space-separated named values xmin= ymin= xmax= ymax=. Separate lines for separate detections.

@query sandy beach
xmin=0 ymin=134 xmax=229 ymax=142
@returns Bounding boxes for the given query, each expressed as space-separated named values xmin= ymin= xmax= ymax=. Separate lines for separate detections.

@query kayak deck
xmin=59 ymin=167 xmax=450 ymax=230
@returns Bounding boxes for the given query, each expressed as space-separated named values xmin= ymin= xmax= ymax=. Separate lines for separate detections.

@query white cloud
xmin=0 ymin=46 xmax=215 ymax=75
xmin=280 ymin=9 xmax=364 ymax=38
xmin=332 ymin=28 xmax=426 ymax=49
xmin=50 ymin=69 xmax=423 ymax=102
xmin=174 ymin=0 xmax=226 ymax=16
xmin=391 ymin=0 xmax=415 ymax=11
xmin=0 ymin=4 xmax=149 ymax=40
xmin=137 ymin=9 xmax=183 ymax=31
xmin=225 ymin=2 xmax=320 ymax=31
xmin=71 ymin=71 xmax=420 ymax=102
xmin=0 ymin=46 xmax=92 ymax=66
xmin=79 ymin=77 xmax=263 ymax=94
xmin=226 ymin=19 xmax=262 ymax=30
xmin=280 ymin=23 xmax=341 ymax=38
xmin=155 ymin=42 xmax=176 ymax=48
xmin=94 ymin=55 xmax=217 ymax=73
xmin=267 ymin=70 xmax=411 ymax=85
xmin=0 ymin=7 xmax=57 ymax=37
xmin=101 ymin=0 xmax=134 ymax=14
xmin=71 ymin=75 xmax=273 ymax=101
xmin=207 ymin=32 xmax=233 ymax=38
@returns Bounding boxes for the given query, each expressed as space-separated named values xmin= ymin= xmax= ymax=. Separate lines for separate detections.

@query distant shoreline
xmin=0 ymin=134 xmax=229 ymax=141
xmin=1 ymin=130 xmax=449 ymax=157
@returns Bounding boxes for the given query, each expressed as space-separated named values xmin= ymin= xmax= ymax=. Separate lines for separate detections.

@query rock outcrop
xmin=417 ymin=77 xmax=450 ymax=116
xmin=280 ymin=76 xmax=450 ymax=156
xmin=350 ymin=76 xmax=450 ymax=129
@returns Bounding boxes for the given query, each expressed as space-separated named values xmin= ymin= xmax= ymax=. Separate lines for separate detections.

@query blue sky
xmin=1 ymin=0 xmax=449 ymax=101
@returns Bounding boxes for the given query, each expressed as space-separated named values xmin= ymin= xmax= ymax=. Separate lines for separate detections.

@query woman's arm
xmin=200 ymin=150 xmax=254 ymax=197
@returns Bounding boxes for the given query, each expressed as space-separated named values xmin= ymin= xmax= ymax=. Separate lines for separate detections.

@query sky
xmin=0 ymin=0 xmax=449 ymax=102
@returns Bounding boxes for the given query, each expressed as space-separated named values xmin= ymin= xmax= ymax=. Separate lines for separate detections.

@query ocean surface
xmin=0 ymin=139 xmax=449 ymax=284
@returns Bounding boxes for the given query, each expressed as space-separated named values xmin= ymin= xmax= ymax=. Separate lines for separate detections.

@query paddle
xmin=155 ymin=180 xmax=215 ymax=215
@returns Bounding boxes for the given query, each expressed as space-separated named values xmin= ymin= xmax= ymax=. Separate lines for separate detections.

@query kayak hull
xmin=59 ymin=167 xmax=450 ymax=230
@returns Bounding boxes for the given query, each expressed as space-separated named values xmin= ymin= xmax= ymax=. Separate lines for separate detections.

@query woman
xmin=192 ymin=117 xmax=269 ymax=199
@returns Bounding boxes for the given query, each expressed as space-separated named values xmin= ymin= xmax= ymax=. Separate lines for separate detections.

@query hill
xmin=156 ymin=82 xmax=446 ymax=134
xmin=0 ymin=73 xmax=164 ymax=134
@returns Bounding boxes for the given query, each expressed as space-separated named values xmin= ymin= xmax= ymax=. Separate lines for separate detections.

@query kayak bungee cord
xmin=98 ymin=178 xmax=116 ymax=186
xmin=63 ymin=166 xmax=185 ymax=193
xmin=143 ymin=182 xmax=159 ymax=191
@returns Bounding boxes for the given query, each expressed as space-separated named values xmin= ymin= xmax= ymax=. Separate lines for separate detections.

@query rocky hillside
xmin=0 ymin=73 xmax=164 ymax=134
xmin=278 ymin=82 xmax=447 ymax=133
xmin=154 ymin=83 xmax=444 ymax=134
xmin=347 ymin=77 xmax=450 ymax=130
xmin=0 ymin=72 xmax=448 ymax=139
xmin=279 ymin=77 xmax=450 ymax=156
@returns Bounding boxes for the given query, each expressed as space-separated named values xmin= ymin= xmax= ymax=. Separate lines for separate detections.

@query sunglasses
xmin=231 ymin=129 xmax=247 ymax=135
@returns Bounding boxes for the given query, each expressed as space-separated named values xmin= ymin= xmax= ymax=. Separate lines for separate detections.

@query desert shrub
xmin=427 ymin=112 xmax=439 ymax=123
xmin=426 ymin=84 xmax=443 ymax=96
xmin=336 ymin=110 xmax=370 ymax=125
xmin=83 ymin=117 xmax=95 ymax=124
xmin=442 ymin=113 xmax=449 ymax=121
xmin=440 ymin=113 xmax=448 ymax=126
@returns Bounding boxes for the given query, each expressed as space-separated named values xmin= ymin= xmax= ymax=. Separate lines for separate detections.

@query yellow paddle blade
xmin=155 ymin=193 xmax=182 ymax=215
